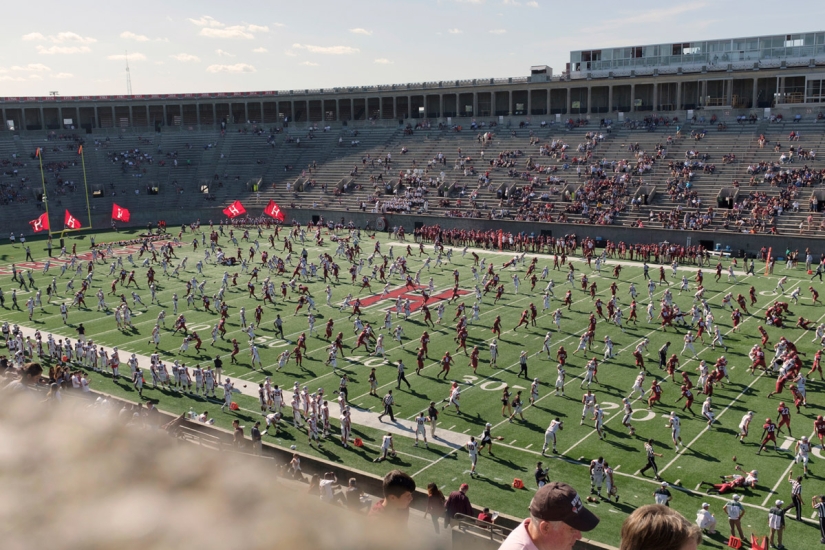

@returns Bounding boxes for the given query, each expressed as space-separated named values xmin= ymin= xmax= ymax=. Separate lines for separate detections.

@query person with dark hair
xmin=619 ymin=505 xmax=701 ymax=550
xmin=3 ymin=363 xmax=43 ymax=392
xmin=424 ymin=482 xmax=445 ymax=533
xmin=368 ymin=469 xmax=415 ymax=524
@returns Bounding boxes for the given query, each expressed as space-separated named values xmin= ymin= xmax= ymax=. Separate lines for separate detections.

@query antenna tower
xmin=125 ymin=50 xmax=133 ymax=95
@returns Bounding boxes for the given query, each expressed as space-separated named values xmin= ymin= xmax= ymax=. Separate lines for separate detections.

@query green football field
xmin=2 ymin=226 xmax=825 ymax=548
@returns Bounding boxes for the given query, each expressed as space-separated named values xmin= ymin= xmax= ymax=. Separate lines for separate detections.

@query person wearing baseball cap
xmin=498 ymin=481 xmax=599 ymax=550
xmin=695 ymin=502 xmax=716 ymax=534
xmin=769 ymin=498 xmax=793 ymax=549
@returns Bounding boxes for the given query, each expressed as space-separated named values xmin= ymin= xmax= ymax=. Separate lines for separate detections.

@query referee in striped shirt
xmin=640 ymin=439 xmax=663 ymax=481
xmin=812 ymin=494 xmax=825 ymax=543
xmin=789 ymin=472 xmax=804 ymax=521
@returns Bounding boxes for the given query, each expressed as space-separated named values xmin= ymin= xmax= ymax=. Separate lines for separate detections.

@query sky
xmin=0 ymin=1 xmax=823 ymax=97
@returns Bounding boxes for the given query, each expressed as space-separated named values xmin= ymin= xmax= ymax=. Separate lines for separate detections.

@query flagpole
xmin=80 ymin=146 xmax=93 ymax=230
xmin=36 ymin=149 xmax=52 ymax=237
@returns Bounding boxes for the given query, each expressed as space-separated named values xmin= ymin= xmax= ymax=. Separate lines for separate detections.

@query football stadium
xmin=3 ymin=16 xmax=825 ymax=550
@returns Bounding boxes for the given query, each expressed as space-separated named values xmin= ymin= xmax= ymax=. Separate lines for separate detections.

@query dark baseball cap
xmin=528 ymin=482 xmax=600 ymax=531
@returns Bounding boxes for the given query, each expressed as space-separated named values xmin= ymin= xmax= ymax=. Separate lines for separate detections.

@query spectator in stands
xmin=619 ymin=505 xmax=701 ymax=550
xmin=345 ymin=478 xmax=371 ymax=513
xmin=498 ymin=481 xmax=600 ymax=550
xmin=477 ymin=507 xmax=495 ymax=527
xmin=368 ymin=469 xmax=416 ymax=524
xmin=319 ymin=472 xmax=344 ymax=505
xmin=425 ymin=482 xmax=446 ymax=533
xmin=1 ymin=363 xmax=43 ymax=392
xmin=444 ymin=483 xmax=473 ymax=528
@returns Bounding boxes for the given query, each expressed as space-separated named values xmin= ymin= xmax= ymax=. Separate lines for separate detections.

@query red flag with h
xmin=264 ymin=199 xmax=285 ymax=221
xmin=64 ymin=210 xmax=82 ymax=229
xmin=112 ymin=203 xmax=131 ymax=222
xmin=29 ymin=213 xmax=49 ymax=233
xmin=223 ymin=200 xmax=246 ymax=219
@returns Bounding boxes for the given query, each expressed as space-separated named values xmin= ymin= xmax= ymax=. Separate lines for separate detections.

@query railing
xmin=452 ymin=513 xmax=512 ymax=542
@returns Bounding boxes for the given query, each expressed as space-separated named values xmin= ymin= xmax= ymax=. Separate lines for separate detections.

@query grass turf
xmin=2 ymin=227 xmax=824 ymax=548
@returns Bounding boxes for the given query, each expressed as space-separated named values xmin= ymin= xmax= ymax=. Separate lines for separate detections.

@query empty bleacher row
xmin=1 ymin=116 xmax=823 ymax=237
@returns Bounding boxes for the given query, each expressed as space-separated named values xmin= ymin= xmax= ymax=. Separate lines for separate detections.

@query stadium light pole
xmin=35 ymin=148 xmax=52 ymax=237
xmin=79 ymin=146 xmax=93 ymax=230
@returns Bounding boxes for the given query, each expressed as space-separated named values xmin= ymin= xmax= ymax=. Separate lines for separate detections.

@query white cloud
xmin=216 ymin=49 xmax=235 ymax=57
xmin=374 ymin=58 xmax=393 ymax=64
xmin=189 ymin=16 xmax=268 ymax=39
xmin=206 ymin=63 xmax=256 ymax=73
xmin=526 ymin=0 xmax=539 ymax=6
xmin=10 ymin=63 xmax=51 ymax=72
xmin=23 ymin=31 xmax=96 ymax=43
xmin=284 ymin=49 xmax=297 ymax=57
xmin=37 ymin=45 xmax=91 ymax=55
xmin=292 ymin=43 xmax=359 ymax=55
xmin=51 ymin=32 xmax=97 ymax=44
xmin=300 ymin=61 xmax=319 ymax=66
xmin=503 ymin=0 xmax=520 ymax=5
xmin=448 ymin=28 xmax=463 ymax=34
xmin=54 ymin=72 xmax=73 ymax=79
xmin=0 ymin=75 xmax=26 ymax=82
xmin=189 ymin=15 xmax=223 ymax=27
xmin=107 ymin=52 xmax=147 ymax=61
xmin=120 ymin=31 xmax=149 ymax=42
xmin=201 ymin=26 xmax=254 ymax=39
xmin=170 ymin=53 xmax=201 ymax=62
xmin=29 ymin=74 xmax=43 ymax=80
xmin=455 ymin=0 xmax=484 ymax=3
xmin=252 ymin=47 xmax=268 ymax=53
xmin=349 ymin=28 xmax=372 ymax=36
xmin=273 ymin=22 xmax=285 ymax=27
xmin=489 ymin=29 xmax=507 ymax=34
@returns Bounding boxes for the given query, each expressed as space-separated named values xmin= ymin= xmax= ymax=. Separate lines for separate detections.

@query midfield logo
xmin=359 ymin=285 xmax=470 ymax=313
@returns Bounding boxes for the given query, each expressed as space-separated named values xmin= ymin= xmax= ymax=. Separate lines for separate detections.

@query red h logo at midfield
xmin=359 ymin=285 xmax=470 ymax=313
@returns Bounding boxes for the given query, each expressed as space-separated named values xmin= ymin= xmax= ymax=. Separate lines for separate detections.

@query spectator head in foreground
xmin=619 ymin=504 xmax=702 ymax=550
xmin=369 ymin=469 xmax=416 ymax=521
xmin=499 ymin=481 xmax=599 ymax=550
xmin=0 ymin=392 xmax=442 ymax=550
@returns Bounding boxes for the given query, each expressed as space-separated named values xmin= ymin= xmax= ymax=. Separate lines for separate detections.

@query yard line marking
xmin=509 ymin=439 xmax=517 ymax=445
xmin=448 ymin=425 xmax=456 ymax=430
xmin=525 ymin=443 xmax=533 ymax=449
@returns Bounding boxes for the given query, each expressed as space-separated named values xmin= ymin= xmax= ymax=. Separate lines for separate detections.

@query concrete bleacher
xmin=1 ymin=115 xmax=823 ymax=240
